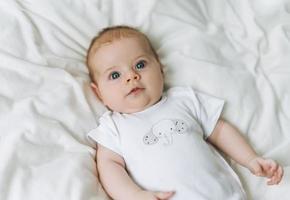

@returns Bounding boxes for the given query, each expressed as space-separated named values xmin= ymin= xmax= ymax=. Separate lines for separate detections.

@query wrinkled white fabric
xmin=0 ymin=0 xmax=289 ymax=200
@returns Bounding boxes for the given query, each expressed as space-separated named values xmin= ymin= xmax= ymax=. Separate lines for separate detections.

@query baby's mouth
xmin=127 ymin=87 xmax=144 ymax=96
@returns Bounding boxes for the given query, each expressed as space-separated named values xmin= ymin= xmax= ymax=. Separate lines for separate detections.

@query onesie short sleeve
xmin=87 ymin=111 xmax=122 ymax=156
xmin=189 ymin=88 xmax=224 ymax=138
xmin=168 ymin=87 xmax=224 ymax=138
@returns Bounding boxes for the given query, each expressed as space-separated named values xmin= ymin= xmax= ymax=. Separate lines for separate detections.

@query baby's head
xmin=86 ymin=26 xmax=164 ymax=114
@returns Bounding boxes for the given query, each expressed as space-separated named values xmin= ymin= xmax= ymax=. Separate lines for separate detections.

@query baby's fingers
xmin=257 ymin=159 xmax=278 ymax=176
xmin=267 ymin=165 xmax=284 ymax=185
xmin=262 ymin=160 xmax=277 ymax=177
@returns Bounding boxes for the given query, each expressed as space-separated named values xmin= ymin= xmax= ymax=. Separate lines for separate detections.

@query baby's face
xmin=91 ymin=37 xmax=164 ymax=114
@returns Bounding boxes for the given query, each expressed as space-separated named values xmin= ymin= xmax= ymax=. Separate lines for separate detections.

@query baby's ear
xmin=90 ymin=82 xmax=103 ymax=102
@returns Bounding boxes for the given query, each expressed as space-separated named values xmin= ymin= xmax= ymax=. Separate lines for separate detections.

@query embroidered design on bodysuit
xmin=143 ymin=119 xmax=188 ymax=145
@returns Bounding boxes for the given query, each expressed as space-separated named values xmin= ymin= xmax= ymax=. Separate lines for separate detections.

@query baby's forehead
xmin=92 ymin=37 xmax=152 ymax=71
xmin=90 ymin=37 xmax=155 ymax=69
xmin=93 ymin=35 xmax=151 ymax=53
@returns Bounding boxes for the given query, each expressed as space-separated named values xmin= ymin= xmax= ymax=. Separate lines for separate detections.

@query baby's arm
xmin=96 ymin=144 xmax=174 ymax=200
xmin=207 ymin=119 xmax=283 ymax=185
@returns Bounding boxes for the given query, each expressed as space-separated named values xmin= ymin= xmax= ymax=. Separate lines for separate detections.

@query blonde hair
xmin=86 ymin=25 xmax=159 ymax=82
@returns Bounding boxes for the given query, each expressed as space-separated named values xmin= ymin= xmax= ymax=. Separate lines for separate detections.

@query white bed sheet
xmin=0 ymin=0 xmax=289 ymax=199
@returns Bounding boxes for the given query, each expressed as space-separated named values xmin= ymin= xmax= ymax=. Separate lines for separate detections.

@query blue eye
xmin=135 ymin=60 xmax=146 ymax=70
xmin=110 ymin=71 xmax=120 ymax=80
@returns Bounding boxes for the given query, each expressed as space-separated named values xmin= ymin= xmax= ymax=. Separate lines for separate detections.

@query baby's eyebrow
xmin=102 ymin=66 xmax=118 ymax=74
xmin=134 ymin=54 xmax=150 ymax=61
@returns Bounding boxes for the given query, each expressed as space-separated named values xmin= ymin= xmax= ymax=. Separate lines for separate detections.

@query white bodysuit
xmin=88 ymin=87 xmax=246 ymax=199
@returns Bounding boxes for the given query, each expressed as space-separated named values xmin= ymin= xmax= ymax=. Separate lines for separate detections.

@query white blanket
xmin=0 ymin=0 xmax=289 ymax=199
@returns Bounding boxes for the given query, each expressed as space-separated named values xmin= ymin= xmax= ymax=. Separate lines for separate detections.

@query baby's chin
xmin=114 ymin=105 xmax=149 ymax=114
xmin=113 ymin=98 xmax=163 ymax=114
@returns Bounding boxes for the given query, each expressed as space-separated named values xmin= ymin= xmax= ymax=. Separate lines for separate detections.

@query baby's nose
xmin=126 ymin=71 xmax=140 ymax=83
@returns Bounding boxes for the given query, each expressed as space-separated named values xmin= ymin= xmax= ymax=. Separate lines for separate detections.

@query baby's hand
xmin=135 ymin=190 xmax=175 ymax=200
xmin=247 ymin=157 xmax=283 ymax=185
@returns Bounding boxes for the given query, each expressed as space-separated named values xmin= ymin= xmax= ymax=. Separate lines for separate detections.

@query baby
xmin=86 ymin=26 xmax=283 ymax=200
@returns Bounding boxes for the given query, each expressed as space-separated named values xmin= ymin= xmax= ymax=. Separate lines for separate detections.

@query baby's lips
xmin=127 ymin=87 xmax=144 ymax=96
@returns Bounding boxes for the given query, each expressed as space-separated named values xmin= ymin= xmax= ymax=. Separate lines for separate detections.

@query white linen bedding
xmin=0 ymin=0 xmax=289 ymax=199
